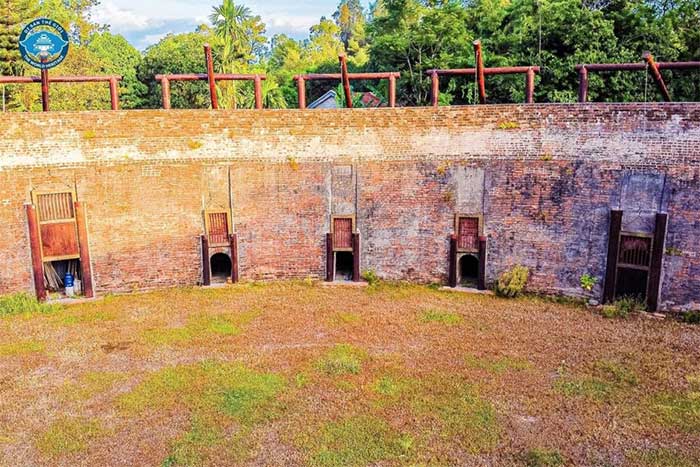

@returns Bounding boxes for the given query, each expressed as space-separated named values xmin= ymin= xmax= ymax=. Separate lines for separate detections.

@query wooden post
xmin=388 ymin=75 xmax=396 ymax=108
xmin=525 ymin=67 xmax=535 ymax=104
xmin=643 ymin=52 xmax=672 ymax=102
xmin=578 ymin=66 xmax=589 ymax=103
xmin=297 ymin=77 xmax=306 ymax=109
xmin=326 ymin=233 xmax=334 ymax=282
xmin=473 ymin=40 xmax=486 ymax=104
xmin=339 ymin=54 xmax=353 ymax=108
xmin=40 ymin=57 xmax=49 ymax=112
xmin=74 ymin=202 xmax=94 ymax=298
xmin=204 ymin=44 xmax=219 ymax=110
xmin=254 ymin=75 xmax=263 ymax=109
xmin=478 ymin=236 xmax=487 ymax=291
xmin=352 ymin=233 xmax=361 ymax=282
xmin=109 ymin=77 xmax=119 ymax=110
xmin=449 ymin=235 xmax=458 ymax=288
xmin=161 ymin=77 xmax=171 ymax=110
xmin=201 ymin=235 xmax=210 ymax=286
xmin=431 ymin=71 xmax=439 ymax=108
xmin=230 ymin=233 xmax=239 ymax=283
xmin=647 ymin=213 xmax=668 ymax=312
xmin=25 ymin=204 xmax=47 ymax=301
xmin=603 ymin=210 xmax=623 ymax=304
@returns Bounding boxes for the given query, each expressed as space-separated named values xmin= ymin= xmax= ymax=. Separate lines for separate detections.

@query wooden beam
xmin=473 ymin=40 xmax=486 ymax=104
xmin=204 ymin=44 xmax=219 ymax=110
xmin=297 ymin=77 xmax=306 ymax=109
xmin=431 ymin=71 xmax=439 ymax=108
xmin=352 ymin=233 xmax=361 ymax=282
xmin=603 ymin=210 xmax=623 ymax=304
xmin=74 ymin=202 xmax=94 ymax=298
xmin=25 ymin=204 xmax=47 ymax=301
xmin=230 ymin=233 xmax=239 ymax=283
xmin=326 ymin=233 xmax=334 ymax=282
xmin=578 ymin=66 xmax=589 ymax=103
xmin=478 ymin=236 xmax=487 ymax=291
xmin=40 ymin=58 xmax=49 ymax=112
xmin=388 ymin=75 xmax=396 ymax=108
xmin=161 ymin=77 xmax=171 ymax=110
xmin=449 ymin=235 xmax=458 ymax=288
xmin=254 ymin=75 xmax=263 ymax=110
xmin=201 ymin=235 xmax=210 ymax=286
xmin=109 ymin=77 xmax=119 ymax=110
xmin=525 ymin=67 xmax=535 ymax=104
xmin=647 ymin=213 xmax=668 ymax=312
xmin=339 ymin=54 xmax=353 ymax=108
xmin=643 ymin=51 xmax=672 ymax=102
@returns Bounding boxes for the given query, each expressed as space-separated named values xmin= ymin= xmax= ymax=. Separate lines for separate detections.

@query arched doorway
xmin=210 ymin=253 xmax=232 ymax=283
xmin=459 ymin=254 xmax=479 ymax=287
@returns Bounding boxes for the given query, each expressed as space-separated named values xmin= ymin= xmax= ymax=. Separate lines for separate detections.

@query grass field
xmin=0 ymin=282 xmax=699 ymax=466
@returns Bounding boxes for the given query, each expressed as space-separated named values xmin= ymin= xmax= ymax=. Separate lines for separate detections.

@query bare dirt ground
xmin=0 ymin=281 xmax=699 ymax=466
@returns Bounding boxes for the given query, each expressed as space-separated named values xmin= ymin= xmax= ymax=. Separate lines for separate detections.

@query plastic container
xmin=64 ymin=273 xmax=75 ymax=297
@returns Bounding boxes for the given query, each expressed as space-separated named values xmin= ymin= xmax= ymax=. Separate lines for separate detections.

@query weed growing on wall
xmin=579 ymin=274 xmax=598 ymax=292
xmin=495 ymin=266 xmax=529 ymax=298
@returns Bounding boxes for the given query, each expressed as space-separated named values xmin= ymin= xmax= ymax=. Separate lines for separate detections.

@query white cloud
xmin=92 ymin=1 xmax=151 ymax=31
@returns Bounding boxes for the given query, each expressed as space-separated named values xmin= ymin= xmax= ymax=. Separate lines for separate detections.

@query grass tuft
xmin=317 ymin=344 xmax=365 ymax=376
xmin=301 ymin=415 xmax=413 ymax=466
xmin=61 ymin=372 xmax=127 ymax=401
xmin=36 ymin=417 xmax=104 ymax=457
xmin=524 ymin=448 xmax=565 ymax=466
xmin=0 ymin=340 xmax=45 ymax=356
xmin=466 ymin=354 xmax=532 ymax=374
xmin=420 ymin=308 xmax=462 ymax=325
xmin=0 ymin=293 xmax=61 ymax=317
xmin=628 ymin=448 xmax=699 ymax=466
xmin=555 ymin=360 xmax=637 ymax=400
xmin=648 ymin=391 xmax=700 ymax=433
xmin=142 ymin=310 xmax=260 ymax=346
xmin=316 ymin=344 xmax=366 ymax=376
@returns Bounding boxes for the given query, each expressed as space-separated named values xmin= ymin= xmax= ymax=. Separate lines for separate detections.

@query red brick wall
xmin=0 ymin=104 xmax=698 ymax=310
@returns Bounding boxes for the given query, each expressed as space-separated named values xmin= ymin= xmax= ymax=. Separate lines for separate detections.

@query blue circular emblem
xmin=19 ymin=18 xmax=70 ymax=70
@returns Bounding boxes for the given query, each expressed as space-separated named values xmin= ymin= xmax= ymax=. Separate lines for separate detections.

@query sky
xmin=90 ymin=0 xmax=357 ymax=50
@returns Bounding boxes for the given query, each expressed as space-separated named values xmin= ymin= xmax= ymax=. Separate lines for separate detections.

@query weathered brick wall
xmin=0 ymin=104 xmax=698 ymax=310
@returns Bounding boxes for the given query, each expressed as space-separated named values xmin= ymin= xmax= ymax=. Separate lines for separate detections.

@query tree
xmin=333 ymin=0 xmax=368 ymax=65
xmin=88 ymin=32 xmax=147 ymax=109
xmin=138 ymin=29 xmax=218 ymax=109
xmin=0 ymin=0 xmax=37 ymax=75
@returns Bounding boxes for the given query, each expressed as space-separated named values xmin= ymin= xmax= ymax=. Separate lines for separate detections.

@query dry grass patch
xmin=61 ymin=371 xmax=128 ymax=401
xmin=465 ymin=353 xmax=532 ymax=374
xmin=0 ymin=339 xmax=45 ymax=356
xmin=554 ymin=359 xmax=638 ymax=400
xmin=142 ymin=310 xmax=260 ymax=347
xmin=316 ymin=344 xmax=366 ymax=376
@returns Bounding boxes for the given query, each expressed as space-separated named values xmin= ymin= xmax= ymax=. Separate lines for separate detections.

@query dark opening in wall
xmin=459 ymin=254 xmax=479 ymax=287
xmin=616 ymin=268 xmax=648 ymax=301
xmin=210 ymin=253 xmax=232 ymax=283
xmin=44 ymin=259 xmax=81 ymax=294
xmin=335 ymin=252 xmax=354 ymax=282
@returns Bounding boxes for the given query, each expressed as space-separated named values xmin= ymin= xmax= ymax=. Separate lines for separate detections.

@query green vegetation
xmin=316 ymin=344 xmax=366 ymax=376
xmin=648 ymin=391 xmax=700 ymax=433
xmin=0 ymin=340 xmax=44 ymax=357
xmin=142 ymin=310 xmax=259 ymax=346
xmin=36 ymin=417 xmax=104 ymax=457
xmin=555 ymin=360 xmax=637 ymax=400
xmin=579 ymin=274 xmax=598 ymax=292
xmin=628 ymin=448 xmax=700 ymax=467
xmin=419 ymin=308 xmax=462 ymax=325
xmin=601 ymin=297 xmax=647 ymax=319
xmin=329 ymin=311 xmax=361 ymax=326
xmin=524 ymin=449 xmax=565 ymax=467
xmin=61 ymin=372 xmax=127 ymax=401
xmin=361 ymin=269 xmax=380 ymax=286
xmin=465 ymin=354 xmax=531 ymax=374
xmin=299 ymin=415 xmax=413 ymax=466
xmin=495 ymin=265 xmax=530 ymax=298
xmin=681 ymin=310 xmax=700 ymax=324
xmin=0 ymin=293 xmax=60 ymax=317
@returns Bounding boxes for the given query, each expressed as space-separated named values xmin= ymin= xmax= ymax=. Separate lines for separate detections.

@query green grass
xmin=524 ymin=448 xmax=565 ymax=466
xmin=329 ymin=312 xmax=361 ymax=326
xmin=61 ymin=372 xmax=127 ymax=401
xmin=54 ymin=309 xmax=117 ymax=326
xmin=555 ymin=360 xmax=637 ymax=400
xmin=648 ymin=391 xmax=700 ymax=433
xmin=0 ymin=340 xmax=45 ymax=356
xmin=36 ymin=417 xmax=104 ymax=457
xmin=316 ymin=344 xmax=366 ymax=376
xmin=299 ymin=415 xmax=413 ymax=466
xmin=122 ymin=362 xmax=285 ymax=465
xmin=0 ymin=293 xmax=61 ymax=317
xmin=142 ymin=310 xmax=260 ymax=346
xmin=465 ymin=354 xmax=532 ymax=374
xmin=628 ymin=448 xmax=700 ymax=466
xmin=411 ymin=379 xmax=499 ymax=454
xmin=419 ymin=308 xmax=462 ymax=325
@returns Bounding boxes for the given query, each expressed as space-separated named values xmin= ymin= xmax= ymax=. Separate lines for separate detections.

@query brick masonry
xmin=0 ymin=104 xmax=698 ymax=310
